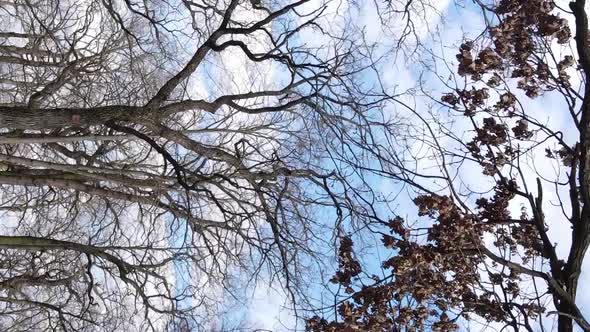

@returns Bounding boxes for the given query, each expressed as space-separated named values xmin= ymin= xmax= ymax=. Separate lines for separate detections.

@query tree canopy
xmin=0 ymin=0 xmax=400 ymax=329
xmin=1 ymin=0 xmax=590 ymax=331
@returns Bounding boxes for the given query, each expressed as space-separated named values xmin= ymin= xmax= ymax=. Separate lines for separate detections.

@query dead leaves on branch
xmin=308 ymin=178 xmax=548 ymax=331
xmin=455 ymin=0 xmax=571 ymax=96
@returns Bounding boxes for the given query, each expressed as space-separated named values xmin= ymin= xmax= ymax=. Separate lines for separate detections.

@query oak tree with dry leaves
xmin=308 ymin=1 xmax=590 ymax=331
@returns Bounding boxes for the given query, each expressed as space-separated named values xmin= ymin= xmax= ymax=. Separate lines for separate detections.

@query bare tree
xmin=0 ymin=0 xmax=442 ymax=330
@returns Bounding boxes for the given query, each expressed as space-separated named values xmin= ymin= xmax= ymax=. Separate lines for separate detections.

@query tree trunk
xmin=0 ymin=105 xmax=142 ymax=130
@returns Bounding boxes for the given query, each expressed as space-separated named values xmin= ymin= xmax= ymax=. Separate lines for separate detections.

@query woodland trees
xmin=3 ymin=0 xmax=588 ymax=331
xmin=0 ymin=0 xmax=419 ymax=330
xmin=0 ymin=0 xmax=456 ymax=329
xmin=307 ymin=0 xmax=590 ymax=331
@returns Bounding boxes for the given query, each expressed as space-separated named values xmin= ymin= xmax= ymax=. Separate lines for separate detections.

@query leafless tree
xmin=0 ymin=0 xmax=441 ymax=330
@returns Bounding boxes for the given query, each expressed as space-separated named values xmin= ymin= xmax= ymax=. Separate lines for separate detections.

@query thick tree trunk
xmin=558 ymin=304 xmax=575 ymax=332
xmin=0 ymin=105 xmax=142 ymax=130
